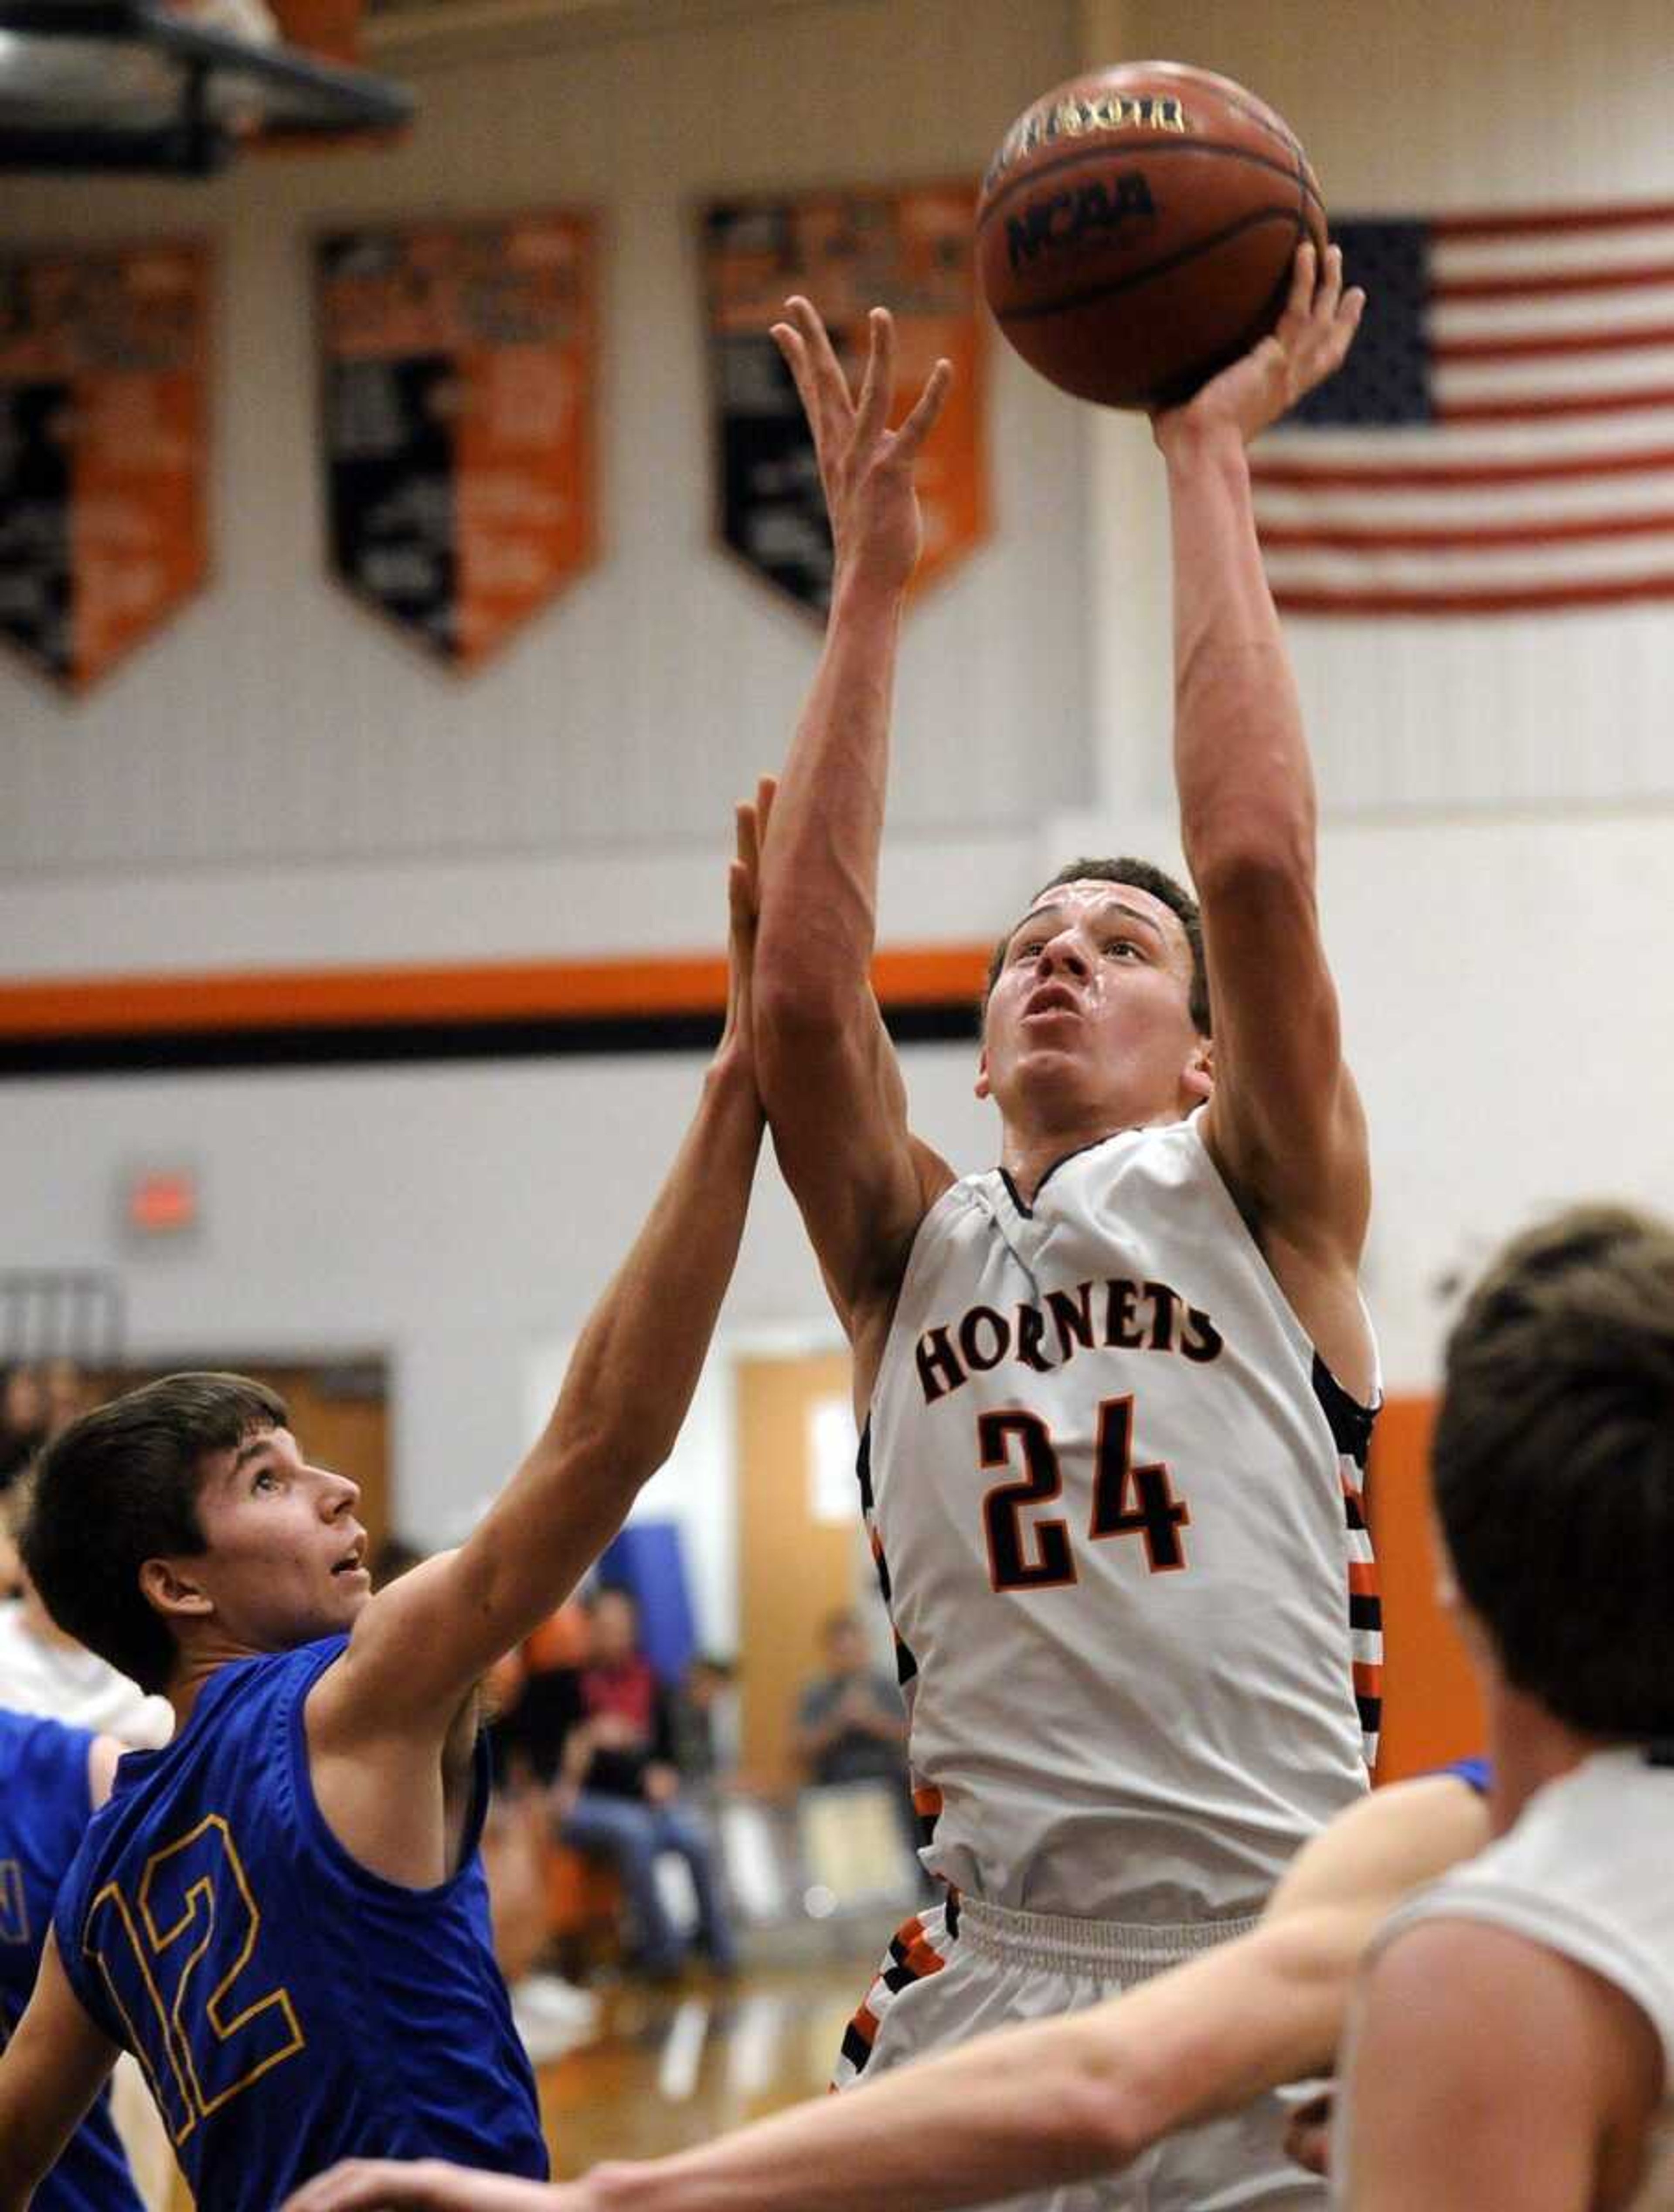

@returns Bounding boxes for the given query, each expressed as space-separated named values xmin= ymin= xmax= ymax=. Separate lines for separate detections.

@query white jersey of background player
xmin=1334 ymin=1206 xmax=1674 ymax=2212
xmin=745 ymin=250 xmax=1375 ymax=2203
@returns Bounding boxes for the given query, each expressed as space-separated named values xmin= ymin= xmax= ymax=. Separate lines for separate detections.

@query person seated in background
xmin=669 ymin=1652 xmax=737 ymax=1806
xmin=0 ymin=1485 xmax=174 ymax=1749
xmin=552 ymin=1586 xmax=737 ymax=1982
xmin=793 ymin=1608 xmax=912 ymax=1846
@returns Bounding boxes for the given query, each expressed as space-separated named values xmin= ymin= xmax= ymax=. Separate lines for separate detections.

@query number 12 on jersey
xmin=981 ymin=1395 xmax=1190 ymax=1592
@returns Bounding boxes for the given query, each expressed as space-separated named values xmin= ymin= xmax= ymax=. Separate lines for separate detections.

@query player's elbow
xmin=754 ymin=979 xmax=856 ymax=1104
xmin=1185 ymin=803 xmax=1315 ymax=912
xmin=1047 ymin=2046 xmax=1153 ymax=2176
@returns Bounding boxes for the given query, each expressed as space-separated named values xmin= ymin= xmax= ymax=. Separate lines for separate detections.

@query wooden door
xmin=735 ymin=1352 xmax=864 ymax=1795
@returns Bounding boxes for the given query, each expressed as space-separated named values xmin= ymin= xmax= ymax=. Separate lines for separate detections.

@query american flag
xmin=1253 ymin=200 xmax=1674 ymax=618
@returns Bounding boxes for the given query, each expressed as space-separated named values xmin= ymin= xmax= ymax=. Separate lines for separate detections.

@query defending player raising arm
xmin=0 ymin=789 xmax=773 ymax=2212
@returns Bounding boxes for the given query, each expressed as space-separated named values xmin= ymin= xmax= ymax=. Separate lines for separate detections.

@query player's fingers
xmin=771 ymin=318 xmax=847 ymax=470
xmin=1279 ymin=239 xmax=1317 ymax=333
xmin=854 ymin=306 xmax=895 ymax=451
xmin=279 ymin=2162 xmax=397 ymax=2210
xmin=754 ymin=771 xmax=778 ymax=852
xmin=893 ymin=357 xmax=955 ymax=462
xmin=727 ymin=856 xmax=754 ymax=940
xmin=734 ymin=796 xmax=760 ymax=897
xmin=786 ymin=294 xmax=854 ymax=420
xmin=1312 ymin=284 xmax=1365 ymax=381
xmin=1315 ymin=241 xmax=1344 ymax=323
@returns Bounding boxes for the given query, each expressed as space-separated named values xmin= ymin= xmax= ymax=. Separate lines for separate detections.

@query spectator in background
xmin=39 ymin=1358 xmax=89 ymax=1445
xmin=671 ymin=1652 xmax=738 ymax=1801
xmin=794 ymin=1608 xmax=910 ymax=1812
xmin=0 ymin=1362 xmax=47 ymax=1489
xmin=555 ymin=1585 xmax=737 ymax=1981
xmin=0 ymin=1480 xmax=174 ymax=1748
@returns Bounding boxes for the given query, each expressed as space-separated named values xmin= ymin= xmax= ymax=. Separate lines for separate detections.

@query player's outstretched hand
xmin=769 ymin=297 xmax=953 ymax=596
xmin=1152 ymin=241 xmax=1363 ymax=453
xmin=717 ymin=774 xmax=774 ymax=1085
xmin=280 ymin=2157 xmax=568 ymax=2210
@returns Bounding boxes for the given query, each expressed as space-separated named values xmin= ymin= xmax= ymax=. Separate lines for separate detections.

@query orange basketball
xmin=976 ymin=61 xmax=1327 ymax=410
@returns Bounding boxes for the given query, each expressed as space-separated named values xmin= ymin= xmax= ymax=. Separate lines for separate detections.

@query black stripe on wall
xmin=0 ymin=1000 xmax=983 ymax=1079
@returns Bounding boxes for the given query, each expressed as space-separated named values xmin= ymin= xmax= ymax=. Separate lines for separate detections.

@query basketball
xmin=976 ymin=61 xmax=1327 ymax=411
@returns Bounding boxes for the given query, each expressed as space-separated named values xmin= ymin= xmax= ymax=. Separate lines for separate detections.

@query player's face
xmin=185 ymin=1426 xmax=370 ymax=1654
xmin=978 ymin=881 xmax=1208 ymax=1128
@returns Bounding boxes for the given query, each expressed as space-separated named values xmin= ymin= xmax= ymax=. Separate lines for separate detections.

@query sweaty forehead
xmin=1022 ymin=880 xmax=1186 ymax=950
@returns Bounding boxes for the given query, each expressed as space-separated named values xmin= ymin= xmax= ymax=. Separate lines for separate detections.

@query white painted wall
xmin=3 ymin=0 xmax=1674 ymax=1626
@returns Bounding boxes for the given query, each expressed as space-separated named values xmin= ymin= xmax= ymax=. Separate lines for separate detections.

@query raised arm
xmin=312 ymin=792 xmax=771 ymax=1754
xmin=754 ymin=302 xmax=956 ymax=1379
xmin=1155 ymin=246 xmax=1374 ymax=1397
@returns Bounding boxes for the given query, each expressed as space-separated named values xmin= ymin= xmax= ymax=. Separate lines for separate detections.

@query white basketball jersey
xmin=1360 ymin=1749 xmax=1674 ymax=2209
xmin=865 ymin=1113 xmax=1379 ymax=1926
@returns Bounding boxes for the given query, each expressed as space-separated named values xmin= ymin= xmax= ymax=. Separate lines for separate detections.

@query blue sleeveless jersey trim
xmin=0 ymin=1709 xmax=145 ymax=2212
xmin=1436 ymin=1754 xmax=1491 ymax=1795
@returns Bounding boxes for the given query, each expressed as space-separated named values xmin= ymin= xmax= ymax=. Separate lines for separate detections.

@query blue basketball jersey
xmin=0 ymin=1709 xmax=144 ymax=2212
xmin=52 ymin=1638 xmax=549 ymax=2208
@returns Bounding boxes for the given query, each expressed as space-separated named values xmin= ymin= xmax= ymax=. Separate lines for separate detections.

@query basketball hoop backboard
xmin=0 ymin=0 xmax=413 ymax=173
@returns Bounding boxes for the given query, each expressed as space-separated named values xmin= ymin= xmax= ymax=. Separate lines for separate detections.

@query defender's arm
xmin=0 ymin=1933 xmax=122 ymax=2212
xmin=313 ymin=795 xmax=770 ymax=1749
xmin=754 ymin=302 xmax=957 ymax=1365
xmin=1157 ymin=248 xmax=1372 ymax=1391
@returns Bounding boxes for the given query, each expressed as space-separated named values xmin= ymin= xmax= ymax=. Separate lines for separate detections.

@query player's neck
xmin=165 ymin=1624 xmax=271 ymax=1730
xmin=1482 ymin=1674 xmax=1616 ymax=1838
xmin=1000 ymin=1099 xmax=1185 ymax=1204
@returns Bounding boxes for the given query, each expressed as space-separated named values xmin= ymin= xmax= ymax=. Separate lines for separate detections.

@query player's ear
xmin=1182 ymin=1036 xmax=1214 ymax=1105
xmin=974 ymin=1041 xmax=992 ymax=1101
xmin=140 ymin=1556 xmax=214 ymax=1623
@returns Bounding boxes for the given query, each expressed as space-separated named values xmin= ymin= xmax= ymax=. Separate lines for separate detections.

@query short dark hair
xmin=20 ymin=1371 xmax=287 ymax=1695
xmin=1432 ymin=1205 xmax=1674 ymax=1741
xmin=984 ymin=858 xmax=1210 ymax=1034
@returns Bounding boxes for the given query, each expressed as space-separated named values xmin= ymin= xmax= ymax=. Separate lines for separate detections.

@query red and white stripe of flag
xmin=1253 ymin=198 xmax=1674 ymax=615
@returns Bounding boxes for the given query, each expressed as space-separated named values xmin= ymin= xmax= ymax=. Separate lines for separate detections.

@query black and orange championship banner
xmin=0 ymin=242 xmax=209 ymax=692
xmin=700 ymin=184 xmax=988 ymax=618
xmin=316 ymin=214 xmax=597 ymax=666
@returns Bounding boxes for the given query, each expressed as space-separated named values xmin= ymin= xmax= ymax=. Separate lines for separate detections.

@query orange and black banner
xmin=700 ymin=183 xmax=989 ymax=618
xmin=316 ymin=212 xmax=598 ymax=666
xmin=0 ymin=241 xmax=210 ymax=693
xmin=0 ymin=948 xmax=987 ymax=1078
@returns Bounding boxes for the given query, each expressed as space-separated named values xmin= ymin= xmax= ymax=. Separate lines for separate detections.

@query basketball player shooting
xmin=753 ymin=241 xmax=1373 ymax=2209
xmin=0 ymin=791 xmax=774 ymax=2212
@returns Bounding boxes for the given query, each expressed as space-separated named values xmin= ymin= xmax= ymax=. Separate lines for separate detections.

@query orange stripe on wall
xmin=0 ymin=945 xmax=993 ymax=1042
